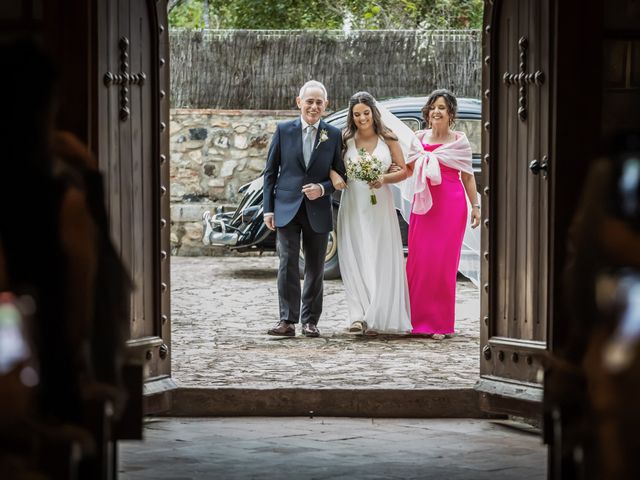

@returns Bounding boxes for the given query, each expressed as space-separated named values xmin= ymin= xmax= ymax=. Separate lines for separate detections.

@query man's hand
xmin=264 ymin=215 xmax=276 ymax=231
xmin=302 ymin=183 xmax=323 ymax=200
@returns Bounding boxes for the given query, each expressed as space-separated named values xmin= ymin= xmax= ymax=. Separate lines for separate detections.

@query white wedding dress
xmin=337 ymin=138 xmax=412 ymax=334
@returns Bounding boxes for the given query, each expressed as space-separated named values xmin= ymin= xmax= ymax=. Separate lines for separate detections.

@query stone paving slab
xmin=119 ymin=417 xmax=546 ymax=480
xmin=171 ymin=256 xmax=480 ymax=389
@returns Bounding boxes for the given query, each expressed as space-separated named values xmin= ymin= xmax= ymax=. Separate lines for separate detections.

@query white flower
xmin=346 ymin=148 xmax=385 ymax=205
xmin=315 ymin=128 xmax=329 ymax=149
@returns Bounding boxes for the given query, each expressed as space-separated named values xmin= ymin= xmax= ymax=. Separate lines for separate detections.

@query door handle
xmin=529 ymin=155 xmax=549 ymax=178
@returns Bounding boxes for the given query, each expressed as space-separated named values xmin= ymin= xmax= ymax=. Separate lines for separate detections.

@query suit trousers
xmin=276 ymin=202 xmax=328 ymax=325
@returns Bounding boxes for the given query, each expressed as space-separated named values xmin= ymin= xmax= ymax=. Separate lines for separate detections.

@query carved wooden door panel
xmin=95 ymin=0 xmax=172 ymax=412
xmin=478 ymin=0 xmax=552 ymax=416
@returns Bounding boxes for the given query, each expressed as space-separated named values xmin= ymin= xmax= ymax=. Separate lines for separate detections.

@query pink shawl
xmin=406 ymin=130 xmax=473 ymax=215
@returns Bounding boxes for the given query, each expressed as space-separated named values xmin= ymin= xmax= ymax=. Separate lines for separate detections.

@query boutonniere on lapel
xmin=315 ymin=128 xmax=329 ymax=150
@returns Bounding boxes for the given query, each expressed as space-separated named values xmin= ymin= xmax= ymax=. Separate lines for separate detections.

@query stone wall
xmin=170 ymin=108 xmax=298 ymax=255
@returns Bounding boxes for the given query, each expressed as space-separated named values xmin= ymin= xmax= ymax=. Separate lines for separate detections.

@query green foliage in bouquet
xmin=346 ymin=148 xmax=385 ymax=205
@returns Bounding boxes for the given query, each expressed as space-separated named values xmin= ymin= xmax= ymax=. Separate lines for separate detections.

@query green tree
xmin=168 ymin=0 xmax=483 ymax=30
xmin=168 ymin=0 xmax=207 ymax=28
xmin=420 ymin=0 xmax=484 ymax=29
xmin=213 ymin=0 xmax=344 ymax=29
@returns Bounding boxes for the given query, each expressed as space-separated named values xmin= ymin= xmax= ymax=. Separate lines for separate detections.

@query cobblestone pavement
xmin=120 ymin=417 xmax=546 ymax=480
xmin=171 ymin=256 xmax=480 ymax=389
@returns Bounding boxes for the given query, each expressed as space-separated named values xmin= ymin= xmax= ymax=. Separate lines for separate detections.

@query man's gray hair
xmin=299 ymin=80 xmax=327 ymax=100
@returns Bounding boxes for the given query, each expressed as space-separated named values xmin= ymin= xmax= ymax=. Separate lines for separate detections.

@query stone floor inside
xmin=131 ymin=258 xmax=545 ymax=478
xmin=119 ymin=417 xmax=546 ymax=479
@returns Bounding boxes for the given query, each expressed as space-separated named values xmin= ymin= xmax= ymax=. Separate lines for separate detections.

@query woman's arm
xmin=389 ymin=130 xmax=426 ymax=176
xmin=329 ymin=169 xmax=347 ymax=190
xmin=372 ymin=139 xmax=408 ymax=188
xmin=321 ymin=132 xmax=348 ymax=194
xmin=369 ymin=140 xmax=407 ymax=189
xmin=461 ymin=172 xmax=481 ymax=228
xmin=369 ymin=140 xmax=408 ymax=188
xmin=381 ymin=140 xmax=408 ymax=184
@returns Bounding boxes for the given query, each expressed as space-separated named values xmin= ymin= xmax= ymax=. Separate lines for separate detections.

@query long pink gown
xmin=407 ymin=143 xmax=468 ymax=335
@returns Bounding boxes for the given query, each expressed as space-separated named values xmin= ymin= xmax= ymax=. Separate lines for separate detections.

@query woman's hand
xmin=387 ymin=163 xmax=402 ymax=174
xmin=470 ymin=205 xmax=481 ymax=228
xmin=368 ymin=176 xmax=384 ymax=189
xmin=329 ymin=169 xmax=347 ymax=190
xmin=389 ymin=162 xmax=414 ymax=177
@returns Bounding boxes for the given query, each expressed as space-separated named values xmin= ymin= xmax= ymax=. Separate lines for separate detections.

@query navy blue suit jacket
xmin=263 ymin=118 xmax=346 ymax=234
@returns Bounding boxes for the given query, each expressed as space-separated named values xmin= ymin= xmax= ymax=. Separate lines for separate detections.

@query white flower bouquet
xmin=346 ymin=148 xmax=385 ymax=205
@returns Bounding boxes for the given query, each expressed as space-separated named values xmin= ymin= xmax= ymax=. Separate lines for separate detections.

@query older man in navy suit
xmin=263 ymin=80 xmax=346 ymax=337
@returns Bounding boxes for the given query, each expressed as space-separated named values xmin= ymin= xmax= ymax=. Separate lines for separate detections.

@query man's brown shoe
xmin=267 ymin=321 xmax=295 ymax=337
xmin=302 ymin=323 xmax=320 ymax=337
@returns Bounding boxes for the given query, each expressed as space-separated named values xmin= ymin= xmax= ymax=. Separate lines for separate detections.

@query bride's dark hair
xmin=342 ymin=91 xmax=397 ymax=150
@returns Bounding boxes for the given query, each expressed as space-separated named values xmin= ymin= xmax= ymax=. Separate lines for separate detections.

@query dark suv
xmin=203 ymin=96 xmax=482 ymax=279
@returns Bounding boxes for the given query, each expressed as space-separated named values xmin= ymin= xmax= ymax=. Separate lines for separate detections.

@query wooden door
xmin=1 ymin=0 xmax=172 ymax=412
xmin=477 ymin=0 xmax=552 ymax=416
xmin=94 ymin=0 xmax=173 ymax=412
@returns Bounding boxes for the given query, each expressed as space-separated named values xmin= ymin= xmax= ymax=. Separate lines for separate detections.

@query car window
xmin=456 ymin=119 xmax=481 ymax=156
xmin=400 ymin=118 xmax=421 ymax=132
xmin=328 ymin=117 xmax=347 ymax=130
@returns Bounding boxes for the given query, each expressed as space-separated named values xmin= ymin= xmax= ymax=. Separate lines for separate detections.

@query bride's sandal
xmin=348 ymin=321 xmax=365 ymax=334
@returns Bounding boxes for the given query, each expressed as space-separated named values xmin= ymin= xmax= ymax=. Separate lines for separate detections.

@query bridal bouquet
xmin=347 ymin=148 xmax=385 ymax=205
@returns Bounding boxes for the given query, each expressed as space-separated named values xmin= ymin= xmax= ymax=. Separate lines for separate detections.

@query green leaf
xmin=168 ymin=0 xmax=484 ymax=31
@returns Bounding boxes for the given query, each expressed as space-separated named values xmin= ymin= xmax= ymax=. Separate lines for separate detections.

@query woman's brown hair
xmin=421 ymin=89 xmax=458 ymax=128
xmin=342 ymin=91 xmax=398 ymax=149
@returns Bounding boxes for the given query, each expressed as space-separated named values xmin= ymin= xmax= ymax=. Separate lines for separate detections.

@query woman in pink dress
xmin=405 ymin=90 xmax=480 ymax=339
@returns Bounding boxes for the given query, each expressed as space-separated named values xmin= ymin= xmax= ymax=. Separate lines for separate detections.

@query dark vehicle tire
xmin=322 ymin=229 xmax=341 ymax=279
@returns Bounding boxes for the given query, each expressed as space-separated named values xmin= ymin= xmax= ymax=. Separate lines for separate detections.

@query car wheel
xmin=298 ymin=226 xmax=341 ymax=280
xmin=321 ymin=228 xmax=340 ymax=279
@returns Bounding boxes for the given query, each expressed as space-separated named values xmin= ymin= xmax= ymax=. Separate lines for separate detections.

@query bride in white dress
xmin=331 ymin=91 xmax=412 ymax=335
